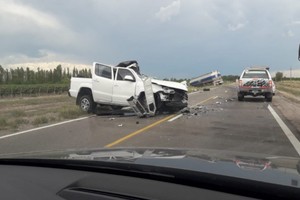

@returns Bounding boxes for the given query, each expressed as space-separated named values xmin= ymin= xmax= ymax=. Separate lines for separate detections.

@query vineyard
xmin=0 ymin=84 xmax=70 ymax=98
xmin=0 ymin=64 xmax=91 ymax=98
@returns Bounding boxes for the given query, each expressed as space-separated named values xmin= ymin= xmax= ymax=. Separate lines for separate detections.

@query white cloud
xmin=0 ymin=1 xmax=62 ymax=30
xmin=2 ymin=0 xmax=300 ymax=76
xmin=7 ymin=61 xmax=90 ymax=71
xmin=2 ymin=49 xmax=61 ymax=65
xmin=227 ymin=22 xmax=247 ymax=31
xmin=290 ymin=20 xmax=300 ymax=25
xmin=155 ymin=0 xmax=181 ymax=22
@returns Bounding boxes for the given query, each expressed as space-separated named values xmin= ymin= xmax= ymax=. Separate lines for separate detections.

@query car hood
xmin=1 ymin=148 xmax=300 ymax=189
xmin=151 ymin=79 xmax=188 ymax=91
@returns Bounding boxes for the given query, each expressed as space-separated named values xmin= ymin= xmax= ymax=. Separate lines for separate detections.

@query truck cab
xmin=91 ymin=62 xmax=143 ymax=106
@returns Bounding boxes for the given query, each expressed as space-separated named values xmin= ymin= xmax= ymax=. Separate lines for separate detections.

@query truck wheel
xmin=154 ymin=93 xmax=163 ymax=111
xmin=265 ymin=94 xmax=273 ymax=102
xmin=238 ymin=93 xmax=244 ymax=101
xmin=79 ymin=95 xmax=95 ymax=113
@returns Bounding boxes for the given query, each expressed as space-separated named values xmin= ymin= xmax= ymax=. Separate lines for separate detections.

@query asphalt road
xmin=0 ymin=85 xmax=299 ymax=157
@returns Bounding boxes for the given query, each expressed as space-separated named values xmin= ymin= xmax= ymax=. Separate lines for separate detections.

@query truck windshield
xmin=242 ymin=70 xmax=269 ymax=79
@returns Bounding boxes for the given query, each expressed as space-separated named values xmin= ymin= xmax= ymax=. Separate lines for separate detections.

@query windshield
xmin=1 ymin=0 xmax=300 ymax=188
xmin=242 ymin=70 xmax=269 ymax=79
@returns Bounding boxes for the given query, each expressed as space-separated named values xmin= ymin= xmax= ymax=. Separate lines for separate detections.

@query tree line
xmin=274 ymin=72 xmax=300 ymax=81
xmin=0 ymin=65 xmax=91 ymax=85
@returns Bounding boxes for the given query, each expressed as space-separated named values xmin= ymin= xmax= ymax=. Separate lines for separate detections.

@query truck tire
xmin=238 ymin=93 xmax=244 ymax=101
xmin=265 ymin=93 xmax=273 ymax=102
xmin=154 ymin=93 xmax=163 ymax=111
xmin=79 ymin=95 xmax=95 ymax=113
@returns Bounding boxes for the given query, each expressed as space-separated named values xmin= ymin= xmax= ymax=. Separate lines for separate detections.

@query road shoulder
xmin=273 ymin=92 xmax=300 ymax=137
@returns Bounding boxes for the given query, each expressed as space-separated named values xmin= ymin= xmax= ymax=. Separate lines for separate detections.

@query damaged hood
xmin=151 ymin=79 xmax=188 ymax=91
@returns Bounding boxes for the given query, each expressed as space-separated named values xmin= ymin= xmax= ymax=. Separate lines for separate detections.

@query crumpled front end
xmin=151 ymin=82 xmax=188 ymax=111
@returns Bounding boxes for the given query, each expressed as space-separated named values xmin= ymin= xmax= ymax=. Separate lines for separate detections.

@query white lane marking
xmin=268 ymin=105 xmax=300 ymax=156
xmin=0 ymin=116 xmax=93 ymax=140
xmin=189 ymin=91 xmax=202 ymax=95
xmin=168 ymin=114 xmax=183 ymax=122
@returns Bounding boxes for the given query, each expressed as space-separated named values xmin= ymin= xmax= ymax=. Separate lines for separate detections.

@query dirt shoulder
xmin=273 ymin=91 xmax=300 ymax=135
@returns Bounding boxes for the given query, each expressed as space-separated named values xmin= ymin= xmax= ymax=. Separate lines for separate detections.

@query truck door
xmin=113 ymin=68 xmax=137 ymax=105
xmin=92 ymin=63 xmax=113 ymax=103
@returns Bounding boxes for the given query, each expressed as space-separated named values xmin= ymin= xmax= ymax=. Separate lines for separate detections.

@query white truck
xmin=237 ymin=67 xmax=275 ymax=102
xmin=190 ymin=71 xmax=223 ymax=87
xmin=69 ymin=61 xmax=188 ymax=116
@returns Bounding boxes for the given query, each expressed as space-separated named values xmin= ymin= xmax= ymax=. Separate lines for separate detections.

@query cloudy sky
xmin=1 ymin=0 xmax=300 ymax=78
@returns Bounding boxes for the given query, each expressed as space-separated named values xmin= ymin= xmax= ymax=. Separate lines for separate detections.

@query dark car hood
xmin=1 ymin=148 xmax=300 ymax=188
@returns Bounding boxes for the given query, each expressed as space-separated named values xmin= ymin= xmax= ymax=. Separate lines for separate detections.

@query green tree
xmin=0 ymin=65 xmax=4 ymax=84
xmin=275 ymin=72 xmax=283 ymax=82
xmin=53 ymin=64 xmax=62 ymax=83
xmin=49 ymin=69 xmax=53 ymax=83
xmin=5 ymin=69 xmax=10 ymax=84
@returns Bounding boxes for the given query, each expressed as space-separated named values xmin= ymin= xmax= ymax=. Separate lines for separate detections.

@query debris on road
xmin=225 ymin=98 xmax=235 ymax=102
xmin=180 ymin=95 xmax=237 ymax=118
xmin=118 ymin=124 xmax=123 ymax=127
xmin=181 ymin=105 xmax=223 ymax=118
xmin=180 ymin=107 xmax=191 ymax=114
xmin=109 ymin=118 xmax=115 ymax=120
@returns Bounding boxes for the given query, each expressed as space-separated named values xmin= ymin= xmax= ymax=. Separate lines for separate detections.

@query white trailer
xmin=190 ymin=71 xmax=223 ymax=87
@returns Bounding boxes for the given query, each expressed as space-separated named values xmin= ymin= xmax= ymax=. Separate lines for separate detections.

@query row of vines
xmin=0 ymin=84 xmax=70 ymax=98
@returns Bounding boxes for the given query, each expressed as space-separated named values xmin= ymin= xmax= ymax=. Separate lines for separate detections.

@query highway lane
xmin=0 ymin=85 xmax=299 ymax=157
xmin=109 ymin=86 xmax=300 ymax=157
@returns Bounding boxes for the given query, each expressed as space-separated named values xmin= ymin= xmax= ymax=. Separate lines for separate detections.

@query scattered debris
xmin=118 ymin=124 xmax=123 ymax=127
xmin=203 ymin=88 xmax=210 ymax=91
xmin=180 ymin=107 xmax=190 ymax=114
xmin=136 ymin=121 xmax=139 ymax=124
xmin=216 ymin=101 xmax=222 ymax=104
xmin=225 ymin=98 xmax=235 ymax=102
xmin=109 ymin=118 xmax=115 ymax=120
xmin=181 ymin=103 xmax=225 ymax=119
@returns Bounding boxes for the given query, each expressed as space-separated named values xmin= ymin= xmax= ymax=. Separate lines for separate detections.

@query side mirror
xmin=124 ymin=75 xmax=135 ymax=82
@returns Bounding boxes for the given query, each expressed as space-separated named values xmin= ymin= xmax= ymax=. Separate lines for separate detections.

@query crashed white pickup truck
xmin=69 ymin=61 xmax=188 ymax=116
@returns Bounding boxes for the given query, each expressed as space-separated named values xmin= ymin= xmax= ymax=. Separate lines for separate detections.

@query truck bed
xmin=69 ymin=77 xmax=92 ymax=98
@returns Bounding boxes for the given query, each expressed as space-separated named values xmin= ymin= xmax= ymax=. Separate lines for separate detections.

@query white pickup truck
xmin=237 ymin=67 xmax=275 ymax=102
xmin=69 ymin=61 xmax=188 ymax=115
